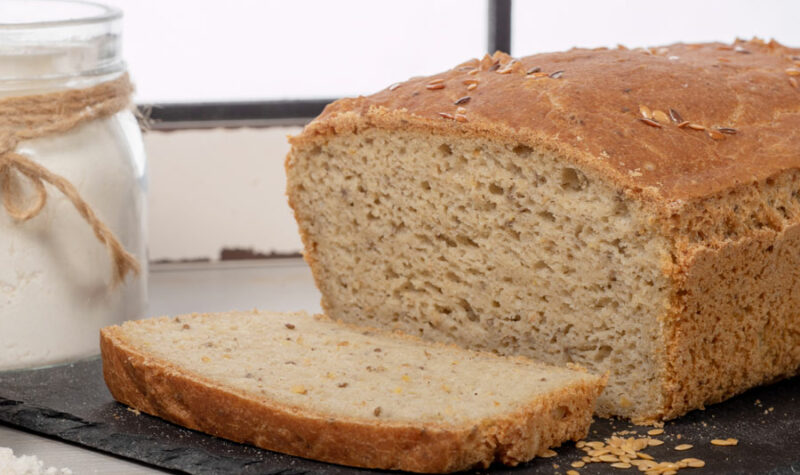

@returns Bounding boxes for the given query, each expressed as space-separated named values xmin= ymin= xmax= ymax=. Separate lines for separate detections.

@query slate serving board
xmin=0 ymin=357 xmax=798 ymax=474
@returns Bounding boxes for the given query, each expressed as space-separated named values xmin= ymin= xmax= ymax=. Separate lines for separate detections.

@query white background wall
xmin=144 ymin=127 xmax=303 ymax=261
xmin=105 ymin=0 xmax=800 ymax=103
xmin=119 ymin=1 xmax=800 ymax=260
xmin=513 ymin=1 xmax=800 ymax=54
xmin=102 ymin=0 xmax=486 ymax=103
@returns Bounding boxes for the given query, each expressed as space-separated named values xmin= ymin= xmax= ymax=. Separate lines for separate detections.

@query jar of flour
xmin=0 ymin=0 xmax=147 ymax=370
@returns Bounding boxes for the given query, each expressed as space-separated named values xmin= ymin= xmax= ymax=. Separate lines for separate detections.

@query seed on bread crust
xmin=652 ymin=110 xmax=670 ymax=123
xmin=639 ymin=118 xmax=662 ymax=128
xmin=669 ymin=108 xmax=684 ymax=123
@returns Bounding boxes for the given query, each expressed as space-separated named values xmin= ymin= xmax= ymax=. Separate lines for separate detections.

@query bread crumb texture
xmin=101 ymin=311 xmax=603 ymax=472
xmin=287 ymin=38 xmax=800 ymax=422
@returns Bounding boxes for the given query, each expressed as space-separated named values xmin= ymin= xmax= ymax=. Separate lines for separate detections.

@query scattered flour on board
xmin=0 ymin=447 xmax=72 ymax=475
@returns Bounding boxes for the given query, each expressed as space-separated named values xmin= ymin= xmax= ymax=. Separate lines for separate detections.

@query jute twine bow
xmin=0 ymin=74 xmax=140 ymax=286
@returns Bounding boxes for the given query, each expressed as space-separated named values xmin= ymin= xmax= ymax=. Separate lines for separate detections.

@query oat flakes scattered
xmin=540 ymin=449 xmax=557 ymax=458
xmin=684 ymin=458 xmax=706 ymax=468
xmin=710 ymin=438 xmax=738 ymax=446
xmin=647 ymin=429 xmax=664 ymax=436
xmin=639 ymin=104 xmax=653 ymax=119
xmin=573 ymin=434 xmax=712 ymax=474
xmin=675 ymin=444 xmax=693 ymax=451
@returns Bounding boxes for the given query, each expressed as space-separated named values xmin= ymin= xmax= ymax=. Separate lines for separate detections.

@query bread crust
xmin=660 ymin=222 xmax=800 ymax=420
xmin=100 ymin=322 xmax=602 ymax=472
xmin=290 ymin=39 xmax=800 ymax=205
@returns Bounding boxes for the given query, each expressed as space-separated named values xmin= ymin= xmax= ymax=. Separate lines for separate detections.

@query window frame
xmin=141 ymin=0 xmax=512 ymax=130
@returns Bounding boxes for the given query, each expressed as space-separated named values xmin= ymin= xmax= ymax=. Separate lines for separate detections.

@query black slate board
xmin=0 ymin=357 xmax=798 ymax=474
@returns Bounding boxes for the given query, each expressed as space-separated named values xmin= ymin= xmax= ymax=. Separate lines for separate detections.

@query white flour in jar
xmin=0 ymin=113 xmax=147 ymax=370
xmin=0 ymin=447 xmax=72 ymax=475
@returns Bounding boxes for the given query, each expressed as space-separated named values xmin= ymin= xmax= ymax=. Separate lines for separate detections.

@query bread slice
xmin=286 ymin=39 xmax=800 ymax=422
xmin=101 ymin=311 xmax=603 ymax=472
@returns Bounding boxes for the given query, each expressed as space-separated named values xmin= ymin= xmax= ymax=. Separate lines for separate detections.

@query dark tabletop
xmin=0 ymin=357 xmax=798 ymax=474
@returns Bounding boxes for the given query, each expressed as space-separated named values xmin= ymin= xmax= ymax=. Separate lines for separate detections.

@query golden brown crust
xmin=100 ymin=323 xmax=602 ymax=472
xmin=291 ymin=39 xmax=800 ymax=204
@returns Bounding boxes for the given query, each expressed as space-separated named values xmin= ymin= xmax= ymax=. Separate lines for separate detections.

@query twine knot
xmin=0 ymin=74 xmax=140 ymax=287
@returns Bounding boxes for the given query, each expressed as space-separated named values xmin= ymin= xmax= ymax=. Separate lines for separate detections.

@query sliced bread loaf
xmin=101 ymin=310 xmax=603 ymax=473
xmin=286 ymin=39 xmax=800 ymax=422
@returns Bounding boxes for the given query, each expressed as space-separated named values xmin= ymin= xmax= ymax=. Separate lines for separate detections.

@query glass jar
xmin=0 ymin=0 xmax=147 ymax=370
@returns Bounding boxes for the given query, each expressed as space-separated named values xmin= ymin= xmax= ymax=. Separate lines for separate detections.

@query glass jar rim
xmin=0 ymin=0 xmax=121 ymax=30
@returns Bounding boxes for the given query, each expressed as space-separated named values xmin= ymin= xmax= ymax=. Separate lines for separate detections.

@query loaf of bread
xmin=286 ymin=38 xmax=800 ymax=423
xmin=101 ymin=311 xmax=603 ymax=472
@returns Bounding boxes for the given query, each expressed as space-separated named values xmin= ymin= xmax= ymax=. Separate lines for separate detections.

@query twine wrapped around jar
xmin=0 ymin=74 xmax=140 ymax=286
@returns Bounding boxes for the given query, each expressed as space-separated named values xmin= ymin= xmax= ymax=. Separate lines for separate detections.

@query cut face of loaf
xmin=289 ymin=131 xmax=668 ymax=420
xmin=287 ymin=41 xmax=800 ymax=422
xmin=101 ymin=311 xmax=603 ymax=473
